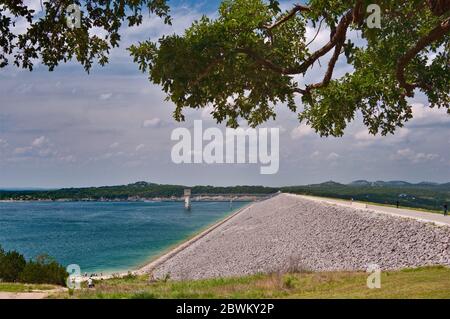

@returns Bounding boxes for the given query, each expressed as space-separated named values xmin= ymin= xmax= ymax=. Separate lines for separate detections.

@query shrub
xmin=282 ymin=274 xmax=297 ymax=289
xmin=0 ymin=246 xmax=68 ymax=286
xmin=19 ymin=254 xmax=68 ymax=286
xmin=0 ymin=248 xmax=26 ymax=282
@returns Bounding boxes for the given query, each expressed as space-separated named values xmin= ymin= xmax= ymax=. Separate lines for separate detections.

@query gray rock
xmin=152 ymin=194 xmax=450 ymax=280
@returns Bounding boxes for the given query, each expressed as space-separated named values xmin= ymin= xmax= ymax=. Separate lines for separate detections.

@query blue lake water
xmin=0 ymin=201 xmax=248 ymax=274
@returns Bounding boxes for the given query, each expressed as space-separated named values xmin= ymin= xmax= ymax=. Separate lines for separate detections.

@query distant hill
xmin=1 ymin=180 xmax=448 ymax=212
xmin=0 ymin=181 xmax=279 ymax=201
xmin=283 ymin=180 xmax=449 ymax=212
xmin=347 ymin=180 xmax=450 ymax=190
xmin=348 ymin=180 xmax=373 ymax=186
xmin=308 ymin=181 xmax=346 ymax=188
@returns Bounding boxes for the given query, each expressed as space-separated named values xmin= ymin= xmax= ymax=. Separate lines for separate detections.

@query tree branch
xmin=189 ymin=55 xmax=225 ymax=87
xmin=306 ymin=34 xmax=346 ymax=91
xmin=426 ymin=0 xmax=450 ymax=16
xmin=238 ymin=9 xmax=353 ymax=77
xmin=191 ymin=6 xmax=355 ymax=93
xmin=265 ymin=4 xmax=310 ymax=30
xmin=396 ymin=16 xmax=450 ymax=95
xmin=294 ymin=10 xmax=352 ymax=75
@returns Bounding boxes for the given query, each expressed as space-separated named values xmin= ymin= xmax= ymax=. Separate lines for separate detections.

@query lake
xmin=0 ymin=201 xmax=248 ymax=274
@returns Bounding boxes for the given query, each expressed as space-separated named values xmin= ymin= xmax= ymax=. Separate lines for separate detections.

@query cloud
xmin=310 ymin=151 xmax=320 ymax=159
xmin=201 ymin=105 xmax=215 ymax=120
xmin=58 ymin=155 xmax=76 ymax=163
xmin=327 ymin=152 xmax=340 ymax=161
xmin=353 ymin=127 xmax=410 ymax=146
xmin=99 ymin=93 xmax=113 ymax=100
xmin=0 ymin=138 xmax=8 ymax=148
xmin=142 ymin=118 xmax=162 ymax=128
xmin=392 ymin=148 xmax=439 ymax=163
xmin=135 ymin=144 xmax=145 ymax=151
xmin=410 ymin=103 xmax=450 ymax=126
xmin=32 ymin=136 xmax=49 ymax=147
xmin=109 ymin=142 xmax=120 ymax=149
xmin=305 ymin=25 xmax=330 ymax=52
xmin=13 ymin=146 xmax=32 ymax=155
xmin=291 ymin=124 xmax=314 ymax=140
xmin=8 ymin=136 xmax=75 ymax=163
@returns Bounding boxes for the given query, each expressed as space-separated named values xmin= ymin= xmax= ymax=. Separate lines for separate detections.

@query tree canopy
xmin=0 ymin=0 xmax=170 ymax=71
xmin=130 ymin=0 xmax=450 ymax=136
xmin=1 ymin=1 xmax=449 ymax=136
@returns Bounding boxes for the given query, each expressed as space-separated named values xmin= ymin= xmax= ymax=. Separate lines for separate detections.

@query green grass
xmin=0 ymin=282 xmax=56 ymax=293
xmin=304 ymin=194 xmax=445 ymax=215
xmin=52 ymin=266 xmax=450 ymax=299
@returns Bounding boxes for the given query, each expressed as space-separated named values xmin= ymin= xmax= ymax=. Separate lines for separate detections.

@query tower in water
xmin=184 ymin=189 xmax=191 ymax=210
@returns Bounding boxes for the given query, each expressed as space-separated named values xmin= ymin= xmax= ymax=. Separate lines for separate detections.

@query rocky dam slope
xmin=152 ymin=194 xmax=450 ymax=280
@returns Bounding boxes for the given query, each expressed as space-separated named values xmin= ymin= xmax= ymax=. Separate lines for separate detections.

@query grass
xmin=298 ymin=194 xmax=446 ymax=215
xmin=0 ymin=282 xmax=56 ymax=293
xmin=51 ymin=266 xmax=450 ymax=299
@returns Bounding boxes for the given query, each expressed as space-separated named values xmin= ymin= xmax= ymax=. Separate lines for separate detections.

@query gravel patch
xmin=151 ymin=194 xmax=450 ymax=280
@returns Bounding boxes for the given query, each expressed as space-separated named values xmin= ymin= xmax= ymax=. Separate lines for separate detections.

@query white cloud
xmin=410 ymin=103 xmax=450 ymax=125
xmin=291 ymin=123 xmax=314 ymax=140
xmin=0 ymin=138 xmax=8 ymax=148
xmin=31 ymin=136 xmax=49 ymax=147
xmin=38 ymin=148 xmax=57 ymax=157
xmin=354 ymin=127 xmax=410 ymax=146
xmin=310 ymin=151 xmax=320 ymax=158
xmin=109 ymin=142 xmax=120 ymax=149
xmin=24 ymin=0 xmax=46 ymax=12
xmin=58 ymin=155 xmax=76 ymax=163
xmin=392 ymin=148 xmax=439 ymax=163
xmin=201 ymin=105 xmax=215 ymax=120
xmin=135 ymin=144 xmax=145 ymax=151
xmin=142 ymin=118 xmax=162 ymax=128
xmin=327 ymin=152 xmax=340 ymax=161
xmin=305 ymin=25 xmax=330 ymax=52
xmin=99 ymin=93 xmax=113 ymax=100
xmin=8 ymin=136 xmax=75 ymax=162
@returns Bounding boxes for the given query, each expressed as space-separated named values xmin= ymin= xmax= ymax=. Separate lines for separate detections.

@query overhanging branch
xmin=396 ymin=16 xmax=450 ymax=95
xmin=265 ymin=4 xmax=311 ymax=30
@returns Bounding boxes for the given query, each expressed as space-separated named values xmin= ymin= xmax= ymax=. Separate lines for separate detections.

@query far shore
xmin=0 ymin=195 xmax=267 ymax=203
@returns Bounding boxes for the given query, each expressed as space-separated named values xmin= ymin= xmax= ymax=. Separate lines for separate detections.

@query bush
xmin=0 ymin=246 xmax=68 ymax=286
xmin=282 ymin=274 xmax=298 ymax=289
xmin=0 ymin=248 xmax=26 ymax=282
xmin=19 ymin=255 xmax=68 ymax=286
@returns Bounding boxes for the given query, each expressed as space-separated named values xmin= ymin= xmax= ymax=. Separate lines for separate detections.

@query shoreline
xmin=79 ymin=201 xmax=254 ymax=281
xmin=136 ymin=201 xmax=253 ymax=275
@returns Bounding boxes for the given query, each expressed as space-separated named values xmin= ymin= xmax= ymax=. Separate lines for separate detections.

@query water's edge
xmin=136 ymin=201 xmax=254 ymax=275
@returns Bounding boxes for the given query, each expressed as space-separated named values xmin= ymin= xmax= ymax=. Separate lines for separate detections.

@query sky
xmin=0 ymin=0 xmax=449 ymax=188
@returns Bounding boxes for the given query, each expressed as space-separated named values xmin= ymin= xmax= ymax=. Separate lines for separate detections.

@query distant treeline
xmin=1 ymin=181 xmax=449 ymax=212
xmin=0 ymin=182 xmax=278 ymax=200
xmin=284 ymin=181 xmax=450 ymax=212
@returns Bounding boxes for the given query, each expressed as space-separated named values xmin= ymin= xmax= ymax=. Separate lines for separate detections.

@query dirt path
xmin=0 ymin=288 xmax=67 ymax=299
xmin=293 ymin=194 xmax=450 ymax=227
xmin=0 ymin=291 xmax=49 ymax=299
